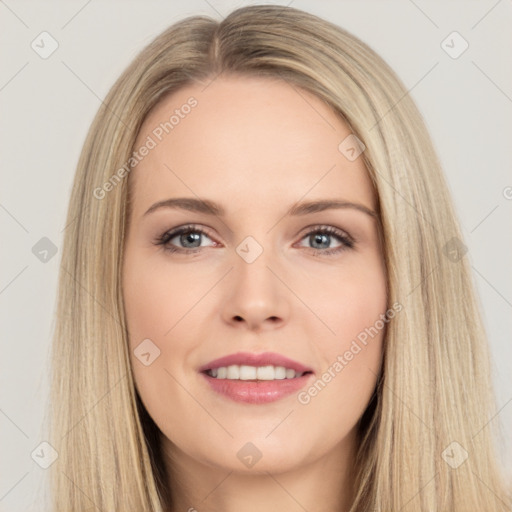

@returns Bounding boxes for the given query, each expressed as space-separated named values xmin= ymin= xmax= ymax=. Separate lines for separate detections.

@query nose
xmin=221 ymin=250 xmax=290 ymax=332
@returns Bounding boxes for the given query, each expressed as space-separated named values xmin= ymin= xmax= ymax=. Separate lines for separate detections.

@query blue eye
xmin=155 ymin=224 xmax=216 ymax=254
xmin=298 ymin=226 xmax=354 ymax=256
xmin=154 ymin=224 xmax=355 ymax=256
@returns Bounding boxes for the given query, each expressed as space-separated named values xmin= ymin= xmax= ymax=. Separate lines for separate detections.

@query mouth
xmin=199 ymin=352 xmax=314 ymax=404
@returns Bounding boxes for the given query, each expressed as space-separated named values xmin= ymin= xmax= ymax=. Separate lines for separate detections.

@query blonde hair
xmin=49 ymin=5 xmax=511 ymax=510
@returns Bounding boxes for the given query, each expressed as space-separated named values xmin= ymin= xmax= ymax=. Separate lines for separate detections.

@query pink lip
xmin=198 ymin=351 xmax=313 ymax=374
xmin=198 ymin=351 xmax=314 ymax=404
xmin=201 ymin=374 xmax=313 ymax=404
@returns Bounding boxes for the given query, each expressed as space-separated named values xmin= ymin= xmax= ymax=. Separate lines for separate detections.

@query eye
xmin=154 ymin=224 xmax=355 ymax=256
xmin=154 ymin=224 xmax=217 ymax=254
xmin=295 ymin=225 xmax=355 ymax=256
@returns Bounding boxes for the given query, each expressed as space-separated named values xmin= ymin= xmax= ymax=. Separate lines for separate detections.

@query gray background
xmin=1 ymin=1 xmax=511 ymax=510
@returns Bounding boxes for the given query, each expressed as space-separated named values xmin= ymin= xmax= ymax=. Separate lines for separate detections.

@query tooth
xmin=257 ymin=365 xmax=275 ymax=380
xmin=274 ymin=366 xmax=286 ymax=379
xmin=209 ymin=365 xmax=302 ymax=380
xmin=226 ymin=365 xmax=240 ymax=379
xmin=239 ymin=365 xmax=257 ymax=380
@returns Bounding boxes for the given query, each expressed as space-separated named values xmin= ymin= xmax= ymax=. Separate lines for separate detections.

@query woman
xmin=49 ymin=4 xmax=511 ymax=511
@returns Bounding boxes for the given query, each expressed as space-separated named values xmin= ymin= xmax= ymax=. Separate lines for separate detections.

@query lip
xmin=198 ymin=351 xmax=315 ymax=404
xmin=201 ymin=373 xmax=313 ymax=404
xmin=198 ymin=351 xmax=314 ymax=374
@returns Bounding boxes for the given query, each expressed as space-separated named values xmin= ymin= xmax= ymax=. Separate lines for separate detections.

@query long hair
xmin=49 ymin=5 xmax=511 ymax=510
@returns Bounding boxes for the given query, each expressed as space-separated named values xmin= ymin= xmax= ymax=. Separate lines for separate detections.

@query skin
xmin=122 ymin=75 xmax=388 ymax=512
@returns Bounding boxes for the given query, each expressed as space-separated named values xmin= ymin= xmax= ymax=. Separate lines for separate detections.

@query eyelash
xmin=154 ymin=224 xmax=355 ymax=257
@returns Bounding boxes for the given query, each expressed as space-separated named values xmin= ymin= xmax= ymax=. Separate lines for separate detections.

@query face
xmin=122 ymin=75 xmax=387 ymax=476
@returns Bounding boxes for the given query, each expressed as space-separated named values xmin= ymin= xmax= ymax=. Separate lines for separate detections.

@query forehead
xmin=129 ymin=76 xmax=375 ymax=216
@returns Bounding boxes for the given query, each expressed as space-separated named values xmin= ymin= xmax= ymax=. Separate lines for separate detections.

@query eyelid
xmin=156 ymin=223 xmax=218 ymax=246
xmin=295 ymin=223 xmax=355 ymax=244
xmin=293 ymin=224 xmax=355 ymax=255
xmin=155 ymin=222 xmax=356 ymax=255
xmin=158 ymin=223 xmax=355 ymax=242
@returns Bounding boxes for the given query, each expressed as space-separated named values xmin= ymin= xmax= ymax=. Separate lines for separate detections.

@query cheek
xmin=311 ymin=251 xmax=388 ymax=344
xmin=122 ymin=249 xmax=215 ymax=372
xmin=122 ymin=252 xmax=180 ymax=393
xmin=122 ymin=252 xmax=204 ymax=344
xmin=298 ymin=252 xmax=387 ymax=417
xmin=122 ymin=253 xmax=197 ymax=439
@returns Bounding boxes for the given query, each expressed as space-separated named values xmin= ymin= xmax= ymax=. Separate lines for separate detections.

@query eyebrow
xmin=143 ymin=197 xmax=378 ymax=219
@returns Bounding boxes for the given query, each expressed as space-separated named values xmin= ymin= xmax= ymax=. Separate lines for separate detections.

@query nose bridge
xmin=221 ymin=232 xmax=289 ymax=328
xmin=232 ymin=232 xmax=278 ymax=294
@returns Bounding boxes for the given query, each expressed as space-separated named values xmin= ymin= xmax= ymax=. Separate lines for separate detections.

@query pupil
xmin=182 ymin=232 xmax=201 ymax=248
xmin=312 ymin=233 xmax=329 ymax=249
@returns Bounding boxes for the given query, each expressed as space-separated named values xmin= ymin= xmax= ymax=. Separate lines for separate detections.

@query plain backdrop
xmin=1 ymin=1 xmax=511 ymax=510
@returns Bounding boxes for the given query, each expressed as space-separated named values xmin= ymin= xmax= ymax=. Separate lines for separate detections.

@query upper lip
xmin=198 ymin=352 xmax=314 ymax=374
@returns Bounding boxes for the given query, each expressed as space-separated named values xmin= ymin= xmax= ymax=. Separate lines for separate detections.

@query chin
xmin=203 ymin=440 xmax=308 ymax=475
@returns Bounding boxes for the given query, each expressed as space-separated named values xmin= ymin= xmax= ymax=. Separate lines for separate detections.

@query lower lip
xmin=201 ymin=372 xmax=313 ymax=404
